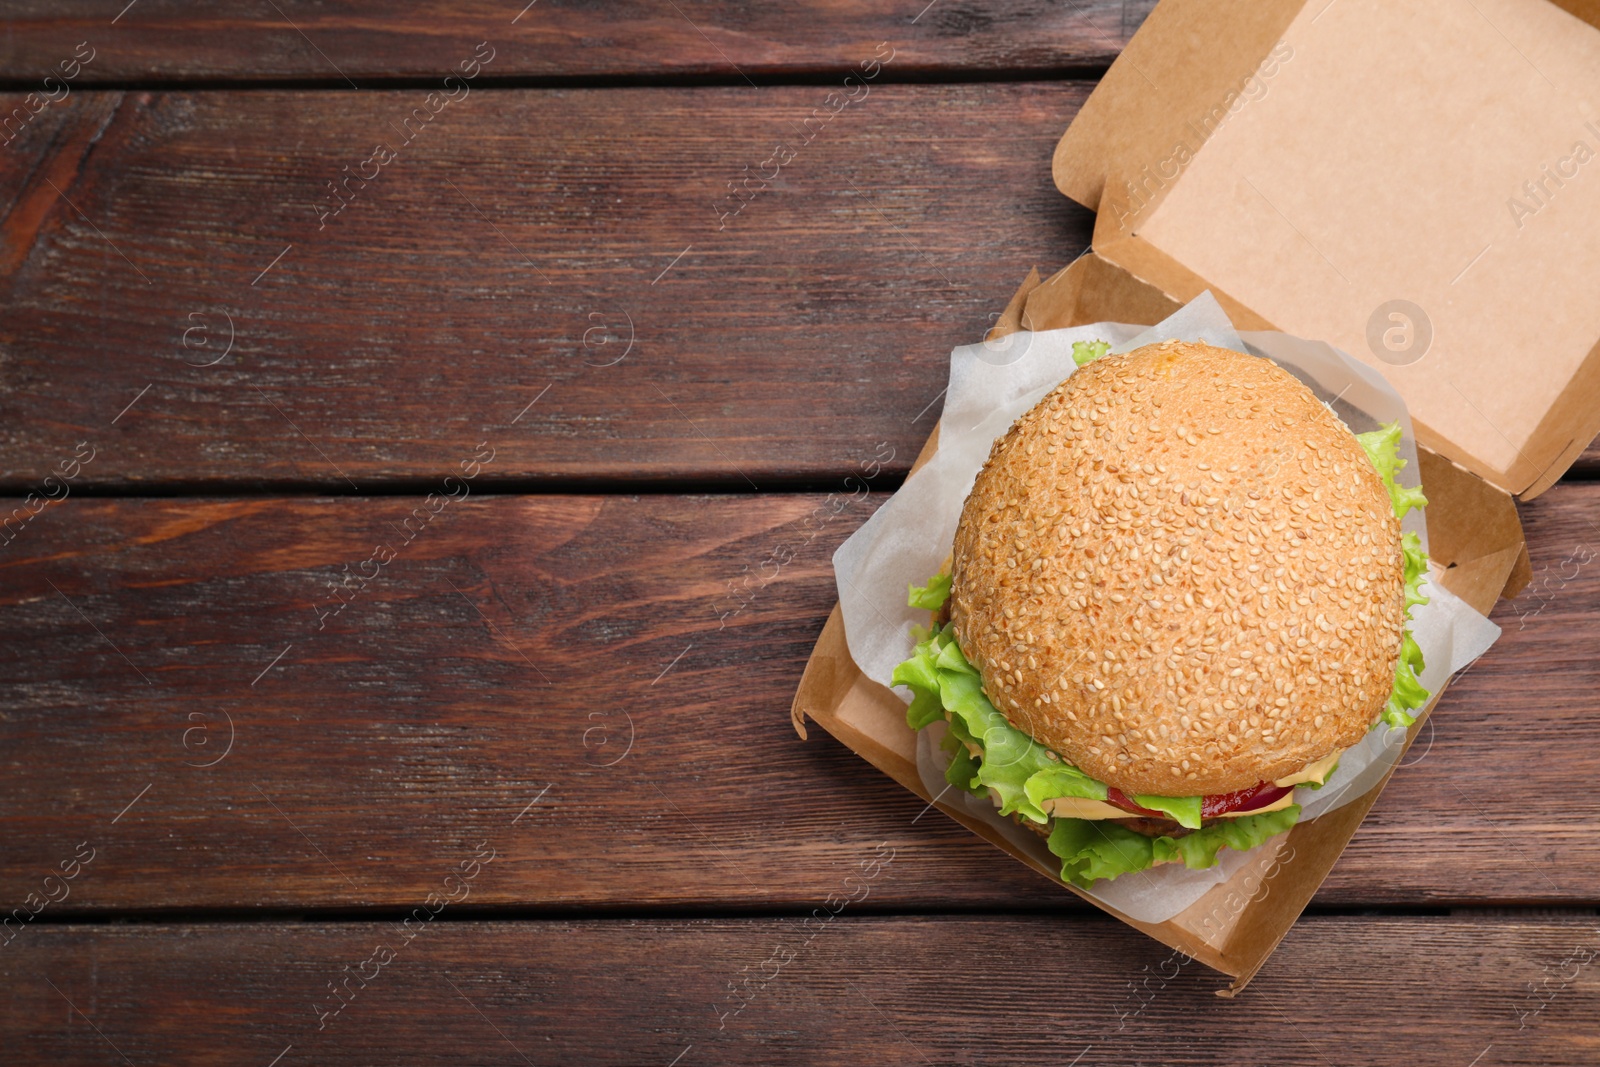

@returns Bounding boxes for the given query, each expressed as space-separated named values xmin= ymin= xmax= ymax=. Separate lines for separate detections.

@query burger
xmin=892 ymin=339 xmax=1429 ymax=887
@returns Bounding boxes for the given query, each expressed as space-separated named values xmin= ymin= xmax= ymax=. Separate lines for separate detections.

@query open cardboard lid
xmin=1054 ymin=0 xmax=1600 ymax=500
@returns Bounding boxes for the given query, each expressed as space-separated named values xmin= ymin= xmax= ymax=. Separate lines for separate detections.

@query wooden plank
xmin=1 ymin=485 xmax=1598 ymax=911
xmin=0 ymin=2 xmax=1151 ymax=82
xmin=6 ymin=916 xmax=1595 ymax=1064
xmin=0 ymin=83 xmax=1096 ymax=490
xmin=1573 ymin=440 xmax=1600 ymax=477
xmin=6 ymin=85 xmax=1597 ymax=490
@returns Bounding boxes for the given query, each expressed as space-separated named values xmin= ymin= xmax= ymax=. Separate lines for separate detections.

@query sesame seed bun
xmin=949 ymin=340 xmax=1405 ymax=797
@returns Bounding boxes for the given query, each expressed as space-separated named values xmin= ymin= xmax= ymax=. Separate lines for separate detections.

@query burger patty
xmin=1111 ymin=816 xmax=1193 ymax=839
xmin=1012 ymin=810 xmax=1195 ymax=840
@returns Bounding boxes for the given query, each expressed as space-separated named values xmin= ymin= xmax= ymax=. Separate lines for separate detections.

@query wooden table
xmin=3 ymin=4 xmax=1598 ymax=1064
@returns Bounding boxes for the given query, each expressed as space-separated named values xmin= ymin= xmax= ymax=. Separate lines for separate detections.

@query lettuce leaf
xmin=1401 ymin=530 xmax=1429 ymax=614
xmin=908 ymin=572 xmax=952 ymax=611
xmin=942 ymin=731 xmax=983 ymax=797
xmin=893 ymin=627 xmax=1083 ymax=824
xmin=1046 ymin=805 xmax=1301 ymax=889
xmin=1128 ymin=793 xmax=1203 ymax=831
xmin=1024 ymin=765 xmax=1108 ymax=810
xmin=1355 ymin=422 xmax=1428 ymax=520
xmin=1353 ymin=421 xmax=1433 ymax=727
xmin=1384 ymin=627 xmax=1429 ymax=728
xmin=1072 ymin=339 xmax=1111 ymax=367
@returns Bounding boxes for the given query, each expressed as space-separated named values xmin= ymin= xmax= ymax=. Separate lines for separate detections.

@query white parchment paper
xmin=833 ymin=292 xmax=1502 ymax=923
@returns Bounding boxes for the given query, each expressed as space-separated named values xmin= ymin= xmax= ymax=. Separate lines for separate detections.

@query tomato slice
xmin=1104 ymin=788 xmax=1166 ymax=818
xmin=1105 ymin=782 xmax=1295 ymax=820
xmin=1200 ymin=782 xmax=1294 ymax=818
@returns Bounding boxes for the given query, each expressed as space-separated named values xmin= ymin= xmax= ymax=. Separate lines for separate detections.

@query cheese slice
xmin=1273 ymin=750 xmax=1341 ymax=788
xmin=1042 ymin=797 xmax=1146 ymax=821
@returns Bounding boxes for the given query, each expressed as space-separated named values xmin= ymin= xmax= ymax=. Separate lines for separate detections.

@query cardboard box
xmin=1056 ymin=0 xmax=1600 ymax=502
xmin=792 ymin=0 xmax=1595 ymax=990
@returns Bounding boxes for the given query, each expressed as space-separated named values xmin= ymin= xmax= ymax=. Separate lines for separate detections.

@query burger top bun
xmin=949 ymin=340 xmax=1405 ymax=798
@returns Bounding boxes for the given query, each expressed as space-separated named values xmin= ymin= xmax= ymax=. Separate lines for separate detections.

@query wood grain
xmin=1 ymin=485 xmax=1597 ymax=912
xmin=3 ymin=8 xmax=1588 ymax=1061
xmin=5 ymin=86 xmax=1599 ymax=490
xmin=0 ymin=83 xmax=1100 ymax=491
xmin=0 ymin=2 xmax=1152 ymax=82
xmin=1576 ymin=439 xmax=1600 ymax=476
xmin=7 ymin=916 xmax=1596 ymax=1065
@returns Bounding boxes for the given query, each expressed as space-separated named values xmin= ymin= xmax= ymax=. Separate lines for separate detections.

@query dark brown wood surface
xmin=1 ymin=484 xmax=1596 ymax=912
xmin=6 ymin=3 xmax=1600 ymax=1062
xmin=8 ymin=917 xmax=1597 ymax=1065
xmin=5 ymin=85 xmax=1599 ymax=491
xmin=0 ymin=83 xmax=1098 ymax=491
xmin=1574 ymin=441 xmax=1600 ymax=474
xmin=0 ymin=2 xmax=1151 ymax=81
